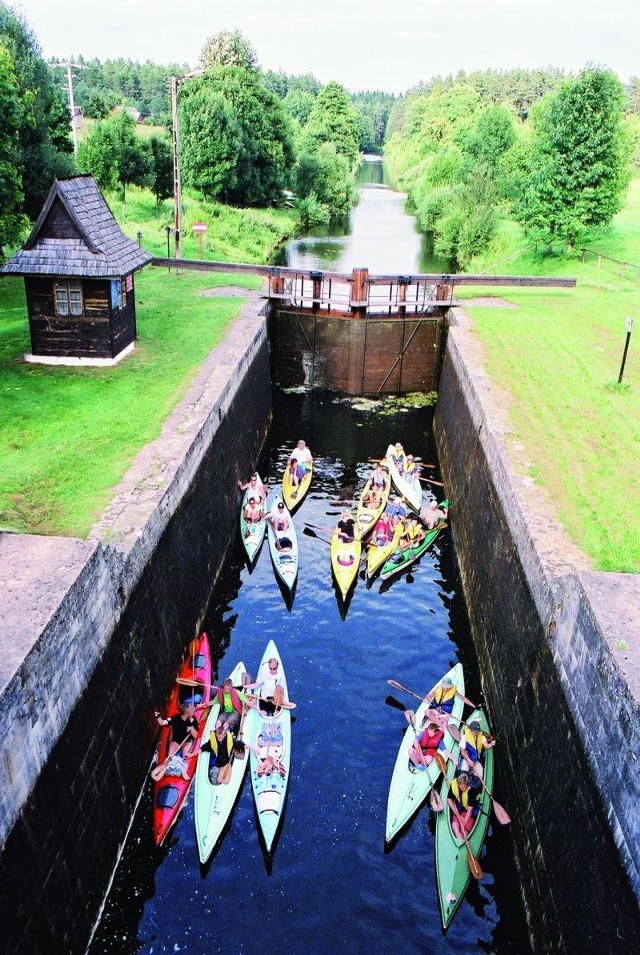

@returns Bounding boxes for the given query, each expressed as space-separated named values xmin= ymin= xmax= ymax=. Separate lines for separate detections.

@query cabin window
xmin=54 ymin=280 xmax=83 ymax=317
xmin=110 ymin=279 xmax=126 ymax=311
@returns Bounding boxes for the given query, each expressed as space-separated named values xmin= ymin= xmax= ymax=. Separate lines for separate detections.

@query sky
xmin=11 ymin=0 xmax=640 ymax=93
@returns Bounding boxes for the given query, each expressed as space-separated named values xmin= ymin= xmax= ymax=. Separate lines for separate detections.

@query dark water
xmin=278 ymin=157 xmax=453 ymax=275
xmin=88 ymin=390 xmax=529 ymax=954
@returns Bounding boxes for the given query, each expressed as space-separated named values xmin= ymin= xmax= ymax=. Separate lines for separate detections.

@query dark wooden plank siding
xmin=40 ymin=198 xmax=83 ymax=241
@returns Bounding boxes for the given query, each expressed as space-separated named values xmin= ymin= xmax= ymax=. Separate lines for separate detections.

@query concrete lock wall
xmin=0 ymin=295 xmax=272 ymax=954
xmin=434 ymin=314 xmax=640 ymax=952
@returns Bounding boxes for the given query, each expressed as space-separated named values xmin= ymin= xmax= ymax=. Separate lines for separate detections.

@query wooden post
xmin=270 ymin=273 xmax=285 ymax=300
xmin=435 ymin=284 xmax=452 ymax=301
xmin=350 ymin=267 xmax=369 ymax=317
xmin=398 ymin=276 xmax=410 ymax=318
xmin=310 ymin=271 xmax=322 ymax=312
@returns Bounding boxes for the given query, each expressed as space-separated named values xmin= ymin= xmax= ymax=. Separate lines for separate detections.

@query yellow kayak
xmin=366 ymin=521 xmax=404 ymax=579
xmin=331 ymin=530 xmax=362 ymax=599
xmin=355 ymin=478 xmax=390 ymax=540
xmin=282 ymin=459 xmax=313 ymax=511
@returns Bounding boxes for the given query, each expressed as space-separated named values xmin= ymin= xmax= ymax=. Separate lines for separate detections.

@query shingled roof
xmin=0 ymin=175 xmax=152 ymax=278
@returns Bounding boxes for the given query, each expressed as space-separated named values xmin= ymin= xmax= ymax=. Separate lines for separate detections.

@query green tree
xmin=200 ymin=29 xmax=258 ymax=71
xmin=148 ymin=133 xmax=174 ymax=206
xmin=77 ymin=111 xmax=151 ymax=204
xmin=181 ymin=66 xmax=293 ymax=206
xmin=0 ymin=44 xmax=24 ymax=255
xmin=301 ymin=80 xmax=359 ymax=166
xmin=519 ymin=68 xmax=631 ymax=247
xmin=0 ymin=2 xmax=75 ymax=219
xmin=180 ymin=87 xmax=241 ymax=199
xmin=294 ymin=143 xmax=355 ymax=217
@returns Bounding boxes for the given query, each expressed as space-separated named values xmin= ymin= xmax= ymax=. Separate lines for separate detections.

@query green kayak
xmin=379 ymin=500 xmax=449 ymax=581
xmin=434 ymin=708 xmax=494 ymax=930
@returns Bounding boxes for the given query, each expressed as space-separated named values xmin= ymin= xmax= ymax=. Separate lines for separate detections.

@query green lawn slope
xmin=461 ymin=178 xmax=640 ymax=572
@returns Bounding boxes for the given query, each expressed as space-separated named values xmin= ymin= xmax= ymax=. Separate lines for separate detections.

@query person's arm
xmin=155 ymin=711 xmax=170 ymax=727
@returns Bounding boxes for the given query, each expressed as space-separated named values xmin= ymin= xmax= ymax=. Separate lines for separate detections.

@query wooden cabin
xmin=0 ymin=175 xmax=151 ymax=364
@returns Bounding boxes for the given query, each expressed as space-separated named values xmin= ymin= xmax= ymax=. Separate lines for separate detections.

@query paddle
xmin=419 ymin=476 xmax=445 ymax=487
xmin=387 ymin=678 xmax=478 ymax=711
xmin=434 ymin=753 xmax=483 ymax=880
xmin=303 ymin=526 xmax=332 ymax=545
xmin=245 ymin=691 xmax=297 ymax=710
xmin=151 ymin=732 xmax=195 ymax=781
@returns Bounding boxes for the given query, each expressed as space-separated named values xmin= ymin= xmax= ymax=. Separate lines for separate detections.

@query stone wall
xmin=0 ymin=294 xmax=272 ymax=954
xmin=435 ymin=317 xmax=640 ymax=952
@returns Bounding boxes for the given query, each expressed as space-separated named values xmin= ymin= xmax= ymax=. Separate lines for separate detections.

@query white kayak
xmin=385 ymin=663 xmax=465 ymax=843
xmin=248 ymin=640 xmax=292 ymax=853
xmin=194 ymin=662 xmax=254 ymax=864
xmin=384 ymin=444 xmax=422 ymax=513
xmin=239 ymin=475 xmax=267 ymax=564
xmin=266 ymin=494 xmax=298 ymax=591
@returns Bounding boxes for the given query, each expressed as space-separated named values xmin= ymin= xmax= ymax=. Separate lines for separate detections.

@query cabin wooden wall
xmin=268 ymin=308 xmax=444 ymax=394
xmin=24 ymin=276 xmax=136 ymax=360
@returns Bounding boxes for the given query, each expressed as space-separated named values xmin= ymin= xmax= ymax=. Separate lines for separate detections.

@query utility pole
xmin=170 ymin=68 xmax=204 ymax=259
xmin=58 ymin=60 xmax=85 ymax=155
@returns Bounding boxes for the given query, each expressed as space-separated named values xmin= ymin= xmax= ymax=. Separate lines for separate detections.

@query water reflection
xmin=280 ymin=157 xmax=453 ymax=276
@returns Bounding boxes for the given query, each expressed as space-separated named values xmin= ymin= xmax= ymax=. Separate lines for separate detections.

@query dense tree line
xmin=385 ymin=67 xmax=632 ymax=266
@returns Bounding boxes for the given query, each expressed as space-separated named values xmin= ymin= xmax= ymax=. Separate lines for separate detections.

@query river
xmin=87 ymin=161 xmax=531 ymax=954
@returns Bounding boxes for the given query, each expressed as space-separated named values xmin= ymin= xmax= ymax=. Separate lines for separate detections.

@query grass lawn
xmin=462 ymin=179 xmax=640 ymax=572
xmin=0 ymin=266 xmax=261 ymax=538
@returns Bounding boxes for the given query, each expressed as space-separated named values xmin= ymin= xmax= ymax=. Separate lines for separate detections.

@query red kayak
xmin=153 ymin=632 xmax=212 ymax=846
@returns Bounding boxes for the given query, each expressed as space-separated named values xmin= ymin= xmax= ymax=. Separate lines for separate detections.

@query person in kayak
xmin=457 ymin=719 xmax=495 ymax=781
xmin=246 ymin=656 xmax=285 ymax=716
xmin=288 ymin=439 xmax=313 ymax=490
xmin=214 ymin=678 xmax=249 ymax=734
xmin=389 ymin=442 xmax=406 ymax=475
xmin=372 ymin=511 xmax=393 ymax=546
xmin=238 ymin=472 xmax=266 ymax=503
xmin=398 ymin=515 xmax=426 ymax=550
xmin=269 ymin=500 xmax=293 ymax=551
xmin=425 ymin=676 xmax=474 ymax=727
xmin=448 ymin=772 xmax=479 ymax=838
xmin=363 ymin=462 xmax=388 ymax=507
xmin=408 ymin=719 xmax=446 ymax=773
xmin=151 ymin=703 xmax=199 ymax=780
xmin=336 ymin=509 xmax=356 ymax=543
xmin=243 ymin=496 xmax=264 ymax=525
xmin=386 ymin=495 xmax=407 ymax=527
xmin=403 ymin=454 xmax=420 ymax=481
xmin=423 ymin=499 xmax=448 ymax=529
xmin=200 ymin=723 xmax=235 ymax=785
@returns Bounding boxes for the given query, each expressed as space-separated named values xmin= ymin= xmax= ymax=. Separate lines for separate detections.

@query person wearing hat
xmin=385 ymin=495 xmax=407 ymax=527
xmin=423 ymin=498 xmax=448 ymax=530
xmin=458 ymin=719 xmax=495 ymax=780
xmin=448 ymin=772 xmax=479 ymax=838
xmin=269 ymin=500 xmax=293 ymax=551
xmin=425 ymin=675 xmax=475 ymax=728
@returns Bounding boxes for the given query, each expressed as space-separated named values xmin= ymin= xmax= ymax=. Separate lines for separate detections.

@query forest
xmin=1 ymin=0 xmax=640 ymax=268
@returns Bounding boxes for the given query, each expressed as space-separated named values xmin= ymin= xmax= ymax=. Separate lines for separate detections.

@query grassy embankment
xmin=0 ymin=187 xmax=296 ymax=538
xmin=461 ymin=178 xmax=640 ymax=573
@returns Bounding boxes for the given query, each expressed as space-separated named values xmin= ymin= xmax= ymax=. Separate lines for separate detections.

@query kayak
xmin=379 ymin=502 xmax=449 ymax=581
xmin=194 ymin=662 xmax=254 ymax=865
xmin=266 ymin=494 xmax=298 ymax=591
xmin=153 ymin=632 xmax=212 ymax=846
xmin=330 ymin=529 xmax=362 ymax=599
xmin=239 ymin=474 xmax=267 ymax=564
xmin=385 ymin=663 xmax=464 ymax=843
xmin=384 ymin=444 xmax=422 ymax=513
xmin=355 ymin=474 xmax=391 ymax=540
xmin=366 ymin=520 xmax=404 ymax=580
xmin=435 ymin=708 xmax=495 ymax=930
xmin=282 ymin=455 xmax=313 ymax=511
xmin=248 ymin=640 xmax=292 ymax=853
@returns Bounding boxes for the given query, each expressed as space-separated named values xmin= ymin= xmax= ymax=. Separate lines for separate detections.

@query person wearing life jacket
xmin=458 ymin=719 xmax=496 ymax=780
xmin=448 ymin=772 xmax=479 ymax=838
xmin=389 ymin=442 xmax=406 ymax=476
xmin=403 ymin=454 xmax=420 ymax=481
xmin=425 ymin=676 xmax=474 ymax=728
xmin=409 ymin=720 xmax=446 ymax=772
xmin=214 ymin=678 xmax=247 ymax=734
xmin=200 ymin=723 xmax=235 ymax=785
xmin=399 ymin=515 xmax=426 ymax=551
